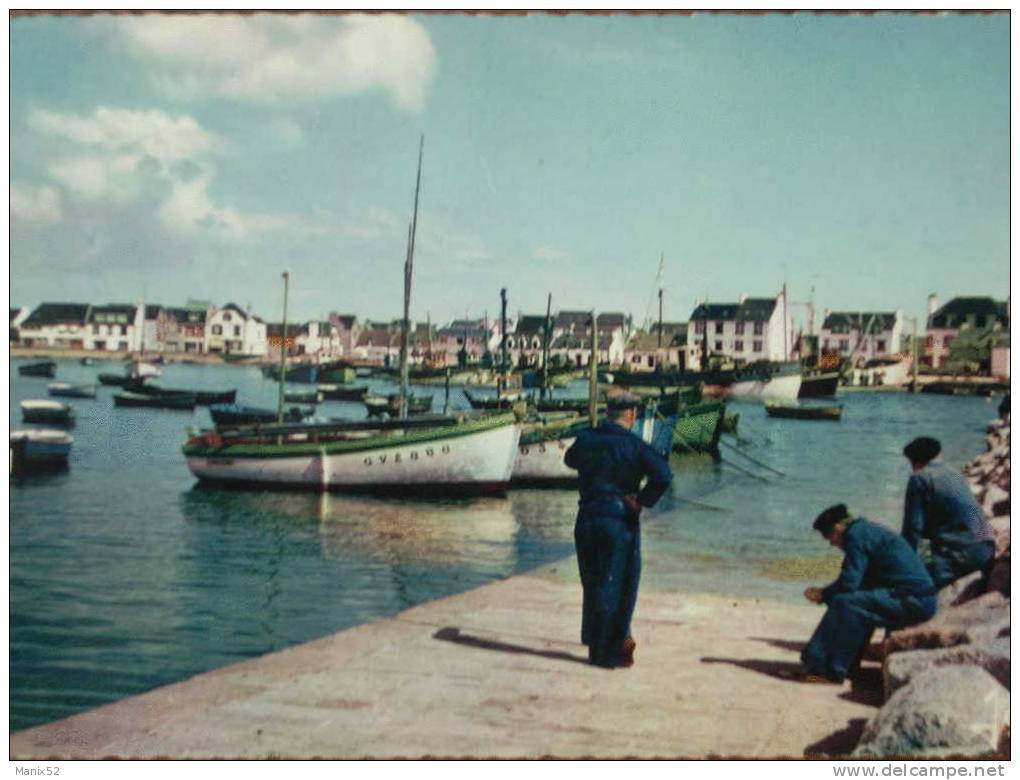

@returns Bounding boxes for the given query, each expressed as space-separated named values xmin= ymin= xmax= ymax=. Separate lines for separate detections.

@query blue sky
xmin=9 ymin=12 xmax=1009 ymax=330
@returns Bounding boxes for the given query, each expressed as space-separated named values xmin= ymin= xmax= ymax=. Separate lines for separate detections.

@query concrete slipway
xmin=10 ymin=561 xmax=879 ymax=759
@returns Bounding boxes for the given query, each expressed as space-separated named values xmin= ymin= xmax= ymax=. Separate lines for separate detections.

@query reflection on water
xmin=9 ymin=359 xmax=1002 ymax=731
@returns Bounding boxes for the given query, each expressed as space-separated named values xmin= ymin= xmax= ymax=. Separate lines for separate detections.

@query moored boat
xmin=98 ymin=373 xmax=136 ymax=386
xmin=798 ymin=369 xmax=840 ymax=399
xmin=10 ymin=429 xmax=73 ymax=472
xmin=47 ymin=382 xmax=98 ymax=399
xmin=765 ymin=401 xmax=843 ymax=421
xmin=128 ymin=361 xmax=162 ymax=380
xmin=364 ymin=393 xmax=432 ymax=417
xmin=209 ymin=403 xmax=311 ymax=427
xmin=18 ymin=361 xmax=56 ymax=378
xmin=114 ymin=390 xmax=196 ymax=410
xmin=128 ymin=384 xmax=237 ymax=406
xmin=318 ymin=384 xmax=368 ymax=401
xmin=183 ymin=411 xmax=521 ymax=495
xmin=463 ymin=388 xmax=525 ymax=410
xmin=20 ymin=399 xmax=75 ymax=426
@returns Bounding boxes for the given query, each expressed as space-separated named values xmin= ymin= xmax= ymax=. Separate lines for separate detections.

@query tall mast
xmin=398 ymin=134 xmax=424 ymax=419
xmin=499 ymin=288 xmax=508 ymax=393
xmin=541 ymin=293 xmax=552 ymax=399
xmin=588 ymin=311 xmax=598 ymax=426
xmin=276 ymin=271 xmax=289 ymax=424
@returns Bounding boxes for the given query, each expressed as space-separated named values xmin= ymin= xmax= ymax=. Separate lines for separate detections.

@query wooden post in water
xmin=911 ymin=316 xmax=919 ymax=391
xmin=276 ymin=271 xmax=290 ymax=425
xmin=589 ymin=311 xmax=598 ymax=427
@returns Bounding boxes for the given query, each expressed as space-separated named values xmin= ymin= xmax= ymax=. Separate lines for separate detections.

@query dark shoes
xmin=588 ymin=637 xmax=637 ymax=669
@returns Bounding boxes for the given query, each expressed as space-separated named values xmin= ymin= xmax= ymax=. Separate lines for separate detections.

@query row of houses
xmin=9 ymin=293 xmax=1009 ymax=375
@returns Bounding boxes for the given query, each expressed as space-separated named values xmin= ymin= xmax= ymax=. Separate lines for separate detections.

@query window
xmin=734 ymin=340 xmax=744 ymax=352
xmin=632 ymin=355 xmax=641 ymax=364
xmin=647 ymin=356 xmax=654 ymax=367
xmin=714 ymin=341 xmax=723 ymax=352
xmin=926 ymin=336 xmax=936 ymax=349
xmin=944 ymin=335 xmax=954 ymax=349
xmin=212 ymin=325 xmax=223 ymax=336
xmin=223 ymin=313 xmax=232 ymax=322
xmin=694 ymin=321 xmax=704 ymax=334
xmin=233 ymin=325 xmax=241 ymax=337
xmin=839 ymin=339 xmax=849 ymax=351
xmin=976 ymin=315 xmax=987 ymax=328
xmin=753 ymin=340 xmax=763 ymax=353
xmin=753 ymin=321 xmax=764 ymax=336
xmin=735 ymin=322 xmax=745 ymax=335
xmin=876 ymin=339 xmax=886 ymax=352
xmin=822 ymin=339 xmax=829 ymax=350
xmin=714 ymin=322 xmax=723 ymax=334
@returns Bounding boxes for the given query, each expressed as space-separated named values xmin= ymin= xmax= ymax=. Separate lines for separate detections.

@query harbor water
xmin=9 ymin=358 xmax=1001 ymax=732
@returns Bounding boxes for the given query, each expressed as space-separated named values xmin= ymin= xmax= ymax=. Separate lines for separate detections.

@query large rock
xmin=987 ymin=557 xmax=1010 ymax=597
xmin=853 ymin=666 xmax=1010 ymax=758
xmin=887 ymin=592 xmax=1010 ymax=653
xmin=990 ymin=516 xmax=1010 ymax=557
xmin=936 ymin=570 xmax=985 ymax=610
xmin=983 ymin=485 xmax=1010 ymax=518
xmin=883 ymin=637 xmax=1011 ymax=699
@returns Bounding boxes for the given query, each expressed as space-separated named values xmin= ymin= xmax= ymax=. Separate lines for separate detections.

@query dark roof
xmin=691 ymin=298 xmax=777 ymax=322
xmin=928 ymin=297 xmax=1008 ymax=329
xmin=552 ymin=334 xmax=613 ymax=350
xmin=22 ymin=303 xmax=91 ymax=328
xmin=10 ymin=308 xmax=21 ymax=323
xmin=822 ymin=312 xmax=898 ymax=334
xmin=690 ymin=302 xmax=739 ymax=321
xmin=555 ymin=311 xmax=626 ymax=331
xmin=356 ymin=329 xmax=399 ymax=348
xmin=144 ymin=305 xmax=162 ymax=319
xmin=221 ymin=302 xmax=250 ymax=319
xmin=516 ymin=315 xmax=549 ymax=335
xmin=165 ymin=307 xmax=207 ymax=324
xmin=87 ymin=304 xmax=137 ymax=324
xmin=437 ymin=325 xmax=488 ymax=340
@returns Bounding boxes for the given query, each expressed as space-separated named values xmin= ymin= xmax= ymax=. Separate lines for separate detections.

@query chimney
xmin=927 ymin=294 xmax=940 ymax=317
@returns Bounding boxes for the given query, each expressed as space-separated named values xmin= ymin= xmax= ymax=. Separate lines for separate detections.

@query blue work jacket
xmin=902 ymin=462 xmax=993 ymax=553
xmin=564 ymin=420 xmax=672 ymax=513
xmin=821 ymin=518 xmax=935 ymax=604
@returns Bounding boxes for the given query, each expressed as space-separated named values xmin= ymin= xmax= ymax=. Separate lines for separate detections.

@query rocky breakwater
xmin=852 ymin=411 xmax=1011 ymax=758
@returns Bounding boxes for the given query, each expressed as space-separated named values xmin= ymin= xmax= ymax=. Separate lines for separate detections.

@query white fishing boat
xmin=20 ymin=399 xmax=75 ymax=426
xmin=10 ymin=428 xmax=73 ymax=471
xmin=129 ymin=361 xmax=162 ymax=379
xmin=850 ymin=354 xmax=913 ymax=387
xmin=183 ymin=413 xmax=521 ymax=494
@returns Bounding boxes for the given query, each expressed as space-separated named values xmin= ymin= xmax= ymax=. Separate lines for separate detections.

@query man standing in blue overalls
xmin=564 ymin=392 xmax=672 ymax=669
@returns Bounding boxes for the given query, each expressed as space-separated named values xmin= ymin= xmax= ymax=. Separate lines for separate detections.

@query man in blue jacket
xmin=901 ymin=436 xmax=995 ymax=588
xmin=801 ymin=504 xmax=936 ymax=683
xmin=564 ymin=392 xmax=672 ymax=669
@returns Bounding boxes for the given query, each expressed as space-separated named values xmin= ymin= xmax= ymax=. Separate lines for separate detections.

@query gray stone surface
xmin=888 ymin=592 xmax=1010 ymax=652
xmin=854 ymin=666 xmax=1010 ymax=758
xmin=883 ymin=637 xmax=1011 ymax=698
xmin=990 ymin=516 xmax=1010 ymax=557
xmin=936 ymin=570 xmax=984 ymax=611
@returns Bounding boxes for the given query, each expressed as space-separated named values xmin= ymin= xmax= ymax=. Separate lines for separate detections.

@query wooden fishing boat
xmin=114 ymin=390 xmax=197 ymax=410
xmin=798 ymin=369 xmax=840 ymax=399
xmin=262 ymin=360 xmax=357 ymax=385
xmin=284 ymin=389 xmax=323 ymax=404
xmin=183 ymin=411 xmax=521 ymax=495
xmin=128 ymin=384 xmax=237 ymax=406
xmin=615 ymin=361 xmax=802 ymax=402
xmin=765 ymin=401 xmax=843 ymax=421
xmin=47 ymin=382 xmax=98 ymax=399
xmin=98 ymin=373 xmax=136 ymax=386
xmin=209 ymin=403 xmax=311 ymax=428
xmin=128 ymin=361 xmax=162 ymax=379
xmin=318 ymin=384 xmax=368 ymax=401
xmin=10 ymin=429 xmax=73 ymax=472
xmin=18 ymin=360 xmax=56 ymax=378
xmin=20 ymin=399 xmax=75 ymax=426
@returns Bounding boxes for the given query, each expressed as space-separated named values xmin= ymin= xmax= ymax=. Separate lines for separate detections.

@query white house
xmin=84 ymin=303 xmax=142 ymax=352
xmin=18 ymin=303 xmax=92 ymax=349
xmin=688 ymin=290 xmax=792 ymax=365
xmin=205 ymin=303 xmax=267 ymax=356
xmin=294 ymin=321 xmax=342 ymax=360
xmin=819 ymin=311 xmax=903 ymax=363
xmin=924 ymin=296 xmax=1009 ymax=370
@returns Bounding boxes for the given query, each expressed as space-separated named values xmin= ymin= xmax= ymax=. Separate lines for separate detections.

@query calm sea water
xmin=9 ymin=358 xmax=1001 ymax=731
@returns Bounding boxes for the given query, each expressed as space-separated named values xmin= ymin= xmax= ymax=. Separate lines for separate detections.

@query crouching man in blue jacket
xmin=800 ymin=504 xmax=937 ymax=684
xmin=564 ymin=392 xmax=672 ymax=669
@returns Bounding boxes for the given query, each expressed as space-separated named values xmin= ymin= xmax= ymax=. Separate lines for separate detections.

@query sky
xmin=8 ymin=11 xmax=1010 ymax=331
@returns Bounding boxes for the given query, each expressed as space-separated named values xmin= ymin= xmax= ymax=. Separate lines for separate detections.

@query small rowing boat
xmin=765 ymin=402 xmax=843 ymax=421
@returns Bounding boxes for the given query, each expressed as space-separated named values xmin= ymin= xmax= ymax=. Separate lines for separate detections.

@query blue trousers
xmin=574 ymin=509 xmax=641 ymax=668
xmin=929 ymin=541 xmax=995 ymax=589
xmin=801 ymin=588 xmax=936 ymax=681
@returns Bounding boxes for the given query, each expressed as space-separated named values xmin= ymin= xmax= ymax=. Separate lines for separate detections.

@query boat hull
xmin=18 ymin=361 xmax=56 ymax=378
xmin=765 ymin=403 xmax=843 ymax=421
xmin=798 ymin=371 xmax=840 ymax=398
xmin=48 ymin=383 xmax=97 ymax=399
xmin=10 ymin=429 xmax=73 ymax=471
xmin=185 ymin=416 xmax=521 ymax=494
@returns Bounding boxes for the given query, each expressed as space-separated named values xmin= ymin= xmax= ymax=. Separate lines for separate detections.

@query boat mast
xmin=398 ymin=134 xmax=424 ymax=420
xmin=499 ymin=288 xmax=508 ymax=394
xmin=541 ymin=292 xmax=552 ymax=400
xmin=276 ymin=271 xmax=290 ymax=425
xmin=588 ymin=311 xmax=598 ymax=426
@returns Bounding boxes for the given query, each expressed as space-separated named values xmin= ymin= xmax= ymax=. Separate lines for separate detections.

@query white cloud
xmin=115 ymin=14 xmax=436 ymax=111
xmin=28 ymin=106 xmax=219 ymax=162
xmin=10 ymin=183 xmax=62 ymax=224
